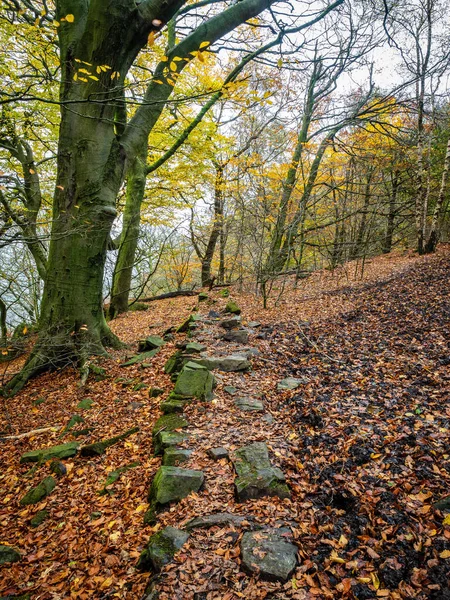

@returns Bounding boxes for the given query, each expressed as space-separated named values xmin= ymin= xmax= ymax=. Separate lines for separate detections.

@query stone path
xmin=137 ymin=294 xmax=299 ymax=587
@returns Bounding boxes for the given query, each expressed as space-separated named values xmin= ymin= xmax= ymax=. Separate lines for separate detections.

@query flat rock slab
xmin=221 ymin=330 xmax=249 ymax=344
xmin=154 ymin=431 xmax=189 ymax=456
xmin=137 ymin=526 xmax=189 ymax=572
xmin=138 ymin=335 xmax=165 ymax=352
xmin=224 ymin=385 xmax=237 ymax=395
xmin=152 ymin=414 xmax=188 ymax=437
xmin=20 ymin=476 xmax=56 ymax=505
xmin=240 ymin=529 xmax=298 ymax=581
xmin=20 ymin=441 xmax=79 ymax=464
xmin=185 ymin=342 xmax=207 ymax=353
xmin=160 ymin=396 xmax=190 ymax=414
xmin=186 ymin=512 xmax=251 ymax=530
xmin=193 ymin=355 xmax=251 ymax=373
xmin=225 ymin=300 xmax=241 ymax=315
xmin=277 ymin=377 xmax=304 ymax=391
xmin=207 ymin=447 xmax=229 ymax=460
xmin=162 ymin=447 xmax=192 ymax=466
xmin=233 ymin=442 xmax=290 ymax=501
xmin=220 ymin=316 xmax=241 ymax=330
xmin=174 ymin=361 xmax=215 ymax=400
xmin=234 ymin=397 xmax=264 ymax=412
xmin=148 ymin=466 xmax=204 ymax=505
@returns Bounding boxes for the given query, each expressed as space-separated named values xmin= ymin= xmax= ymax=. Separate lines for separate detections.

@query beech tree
xmin=1 ymin=0 xmax=344 ymax=394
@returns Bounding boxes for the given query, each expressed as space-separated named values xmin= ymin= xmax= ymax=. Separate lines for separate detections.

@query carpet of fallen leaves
xmin=1 ymin=247 xmax=449 ymax=600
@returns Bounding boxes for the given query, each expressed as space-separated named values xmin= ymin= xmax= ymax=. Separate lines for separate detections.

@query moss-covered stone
xmin=176 ymin=315 xmax=194 ymax=333
xmin=162 ymin=447 xmax=192 ymax=466
xmin=98 ymin=462 xmax=140 ymax=495
xmin=148 ymin=466 xmax=204 ymax=505
xmin=138 ymin=335 xmax=165 ymax=352
xmin=133 ymin=382 xmax=148 ymax=391
xmin=128 ymin=302 xmax=149 ymax=311
xmin=152 ymin=414 xmax=188 ymax=437
xmin=32 ymin=397 xmax=46 ymax=406
xmin=153 ymin=431 xmax=189 ymax=456
xmin=149 ymin=387 xmax=164 ymax=398
xmin=225 ymin=300 xmax=241 ymax=314
xmin=0 ymin=544 xmax=21 ymax=564
xmin=240 ymin=529 xmax=297 ymax=581
xmin=164 ymin=351 xmax=184 ymax=375
xmin=50 ymin=460 xmax=67 ymax=477
xmin=20 ymin=442 xmax=79 ymax=464
xmin=233 ymin=442 xmax=290 ymax=501
xmin=160 ymin=395 xmax=189 ymax=414
xmin=137 ymin=526 xmax=189 ymax=572
xmin=77 ymin=398 xmax=94 ymax=410
xmin=198 ymin=292 xmax=209 ymax=302
xmin=185 ymin=342 xmax=206 ymax=353
xmin=30 ymin=509 xmax=49 ymax=528
xmin=174 ymin=362 xmax=215 ymax=400
xmin=20 ymin=476 xmax=56 ymax=505
xmin=121 ymin=348 xmax=160 ymax=367
xmin=190 ymin=355 xmax=250 ymax=373
xmin=80 ymin=426 xmax=139 ymax=457
xmin=220 ymin=288 xmax=230 ymax=298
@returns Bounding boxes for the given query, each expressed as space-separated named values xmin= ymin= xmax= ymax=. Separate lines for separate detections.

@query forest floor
xmin=1 ymin=247 xmax=449 ymax=600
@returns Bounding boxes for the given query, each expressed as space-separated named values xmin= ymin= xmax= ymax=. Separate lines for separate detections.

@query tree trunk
xmin=349 ymin=168 xmax=373 ymax=260
xmin=108 ymin=150 xmax=146 ymax=319
xmin=424 ymin=136 xmax=450 ymax=253
xmin=201 ymin=164 xmax=224 ymax=286
xmin=4 ymin=0 xmax=183 ymax=395
xmin=0 ymin=297 xmax=7 ymax=343
xmin=383 ymin=170 xmax=399 ymax=254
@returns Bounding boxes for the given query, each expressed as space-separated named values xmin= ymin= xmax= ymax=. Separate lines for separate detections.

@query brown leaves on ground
xmin=1 ymin=248 xmax=449 ymax=599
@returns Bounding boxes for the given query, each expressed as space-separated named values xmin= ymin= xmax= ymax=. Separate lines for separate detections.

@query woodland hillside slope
xmin=1 ymin=247 xmax=449 ymax=600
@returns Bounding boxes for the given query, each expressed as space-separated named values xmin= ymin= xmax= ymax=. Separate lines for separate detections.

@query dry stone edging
xmin=19 ymin=476 xmax=56 ymax=505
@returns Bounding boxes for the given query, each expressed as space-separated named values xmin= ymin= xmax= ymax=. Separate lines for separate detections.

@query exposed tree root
xmin=2 ymin=324 xmax=125 ymax=397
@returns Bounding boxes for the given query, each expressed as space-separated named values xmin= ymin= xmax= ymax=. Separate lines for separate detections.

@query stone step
xmin=234 ymin=397 xmax=264 ymax=412
xmin=240 ymin=528 xmax=298 ymax=581
xmin=173 ymin=362 xmax=215 ymax=400
xmin=232 ymin=442 xmax=290 ymax=501
xmin=137 ymin=526 xmax=189 ymax=572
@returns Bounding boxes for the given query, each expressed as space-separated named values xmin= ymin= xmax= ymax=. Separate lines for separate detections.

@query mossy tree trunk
xmin=108 ymin=150 xmax=147 ymax=319
xmin=4 ymin=0 xmax=187 ymax=394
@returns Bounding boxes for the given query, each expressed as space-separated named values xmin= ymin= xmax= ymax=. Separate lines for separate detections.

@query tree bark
xmin=424 ymin=135 xmax=450 ymax=253
xmin=383 ymin=170 xmax=399 ymax=254
xmin=201 ymin=163 xmax=224 ymax=286
xmin=108 ymin=150 xmax=147 ymax=319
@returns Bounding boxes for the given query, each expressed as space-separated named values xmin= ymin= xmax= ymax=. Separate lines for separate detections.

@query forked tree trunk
xmin=4 ymin=0 xmax=183 ymax=395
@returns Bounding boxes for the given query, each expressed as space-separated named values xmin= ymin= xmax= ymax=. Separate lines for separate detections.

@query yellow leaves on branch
xmin=72 ymin=61 xmax=113 ymax=82
xmin=54 ymin=14 xmax=75 ymax=26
